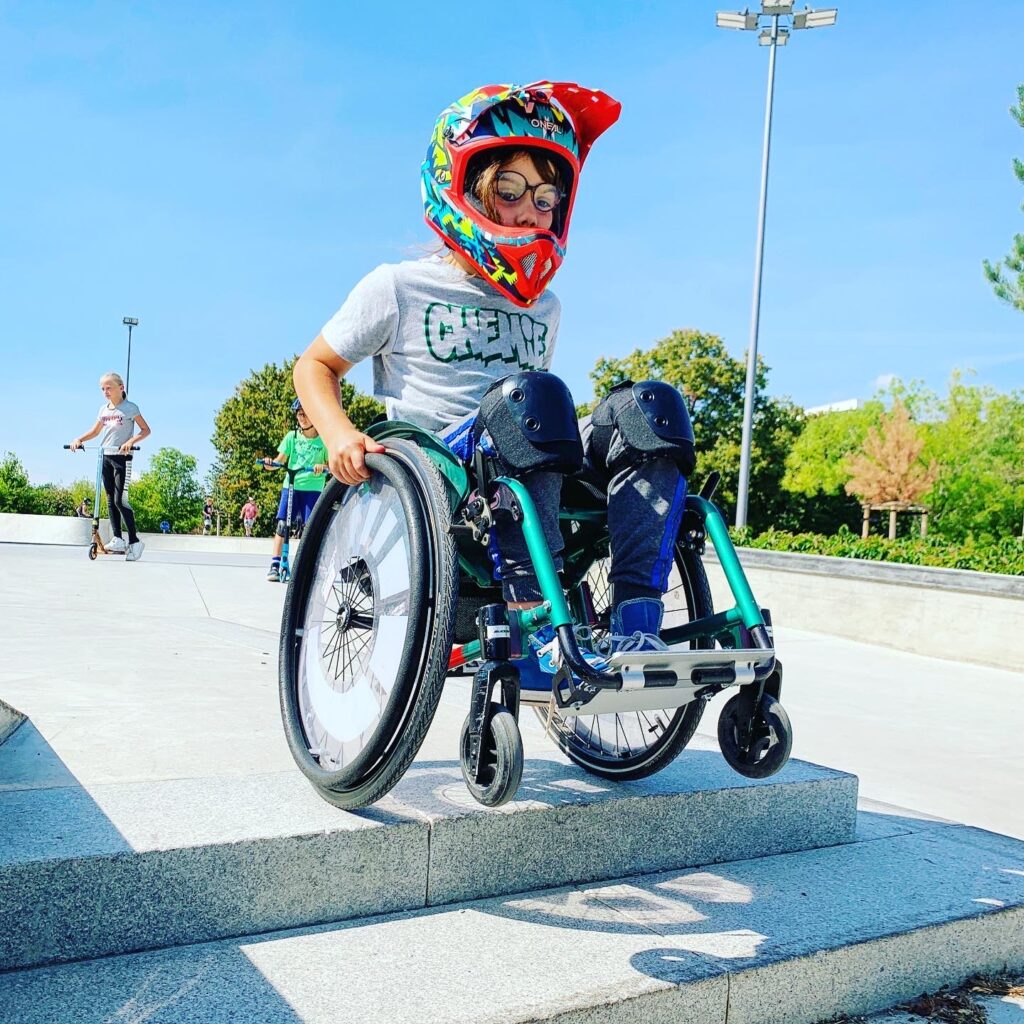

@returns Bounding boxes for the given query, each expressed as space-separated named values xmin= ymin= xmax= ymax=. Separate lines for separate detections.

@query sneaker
xmin=266 ymin=565 xmax=280 ymax=582
xmin=605 ymin=598 xmax=668 ymax=655
xmin=125 ymin=540 xmax=145 ymax=562
xmin=515 ymin=624 xmax=610 ymax=691
xmin=106 ymin=536 xmax=127 ymax=553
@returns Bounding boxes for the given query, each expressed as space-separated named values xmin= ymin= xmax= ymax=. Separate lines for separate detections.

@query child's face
xmin=99 ymin=378 xmax=124 ymax=404
xmin=492 ymin=153 xmax=556 ymax=231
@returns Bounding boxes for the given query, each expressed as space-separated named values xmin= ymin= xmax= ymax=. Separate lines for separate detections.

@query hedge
xmin=730 ymin=525 xmax=1024 ymax=576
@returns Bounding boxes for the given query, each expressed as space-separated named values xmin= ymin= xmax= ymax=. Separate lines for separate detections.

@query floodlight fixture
xmin=123 ymin=317 xmax=139 ymax=326
xmin=716 ymin=10 xmax=759 ymax=29
xmin=714 ymin=1 xmax=839 ymax=528
xmin=802 ymin=8 xmax=838 ymax=27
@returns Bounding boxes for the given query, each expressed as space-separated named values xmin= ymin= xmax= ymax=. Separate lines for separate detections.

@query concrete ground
xmin=2 ymin=542 xmax=1023 ymax=1023
xmin=0 ymin=542 xmax=1020 ymax=840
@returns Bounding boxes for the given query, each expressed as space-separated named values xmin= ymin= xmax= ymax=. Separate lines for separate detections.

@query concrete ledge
xmin=0 ymin=513 xmax=276 ymax=553
xmin=0 ymin=700 xmax=23 ymax=747
xmin=1 ymin=816 xmax=1020 ymax=1024
xmin=704 ymin=548 xmax=1024 ymax=672
xmin=0 ymin=751 xmax=856 ymax=971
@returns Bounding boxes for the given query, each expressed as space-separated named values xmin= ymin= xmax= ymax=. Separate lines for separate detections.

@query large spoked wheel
xmin=535 ymin=541 xmax=713 ymax=781
xmin=718 ymin=692 xmax=792 ymax=779
xmin=279 ymin=438 xmax=458 ymax=809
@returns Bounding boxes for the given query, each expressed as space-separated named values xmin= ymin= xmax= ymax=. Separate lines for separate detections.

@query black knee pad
xmin=275 ymin=519 xmax=288 ymax=538
xmin=475 ymin=371 xmax=584 ymax=475
xmin=591 ymin=380 xmax=696 ymax=476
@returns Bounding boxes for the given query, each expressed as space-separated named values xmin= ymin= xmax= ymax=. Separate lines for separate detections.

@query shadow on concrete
xmin=378 ymin=746 xmax=804 ymax=822
xmin=0 ymin=718 xmax=132 ymax=861
xmin=0 ymin=945 xmax=305 ymax=1024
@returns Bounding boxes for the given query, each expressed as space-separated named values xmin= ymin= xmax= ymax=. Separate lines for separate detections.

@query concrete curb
xmin=1 ymin=816 xmax=1020 ymax=1024
xmin=0 ymin=700 xmax=23 ymax=747
xmin=0 ymin=756 xmax=856 ymax=971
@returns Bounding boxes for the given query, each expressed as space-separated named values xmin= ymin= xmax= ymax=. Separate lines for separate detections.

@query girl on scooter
xmin=68 ymin=372 xmax=151 ymax=561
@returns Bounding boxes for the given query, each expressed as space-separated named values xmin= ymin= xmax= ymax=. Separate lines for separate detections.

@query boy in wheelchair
xmin=294 ymin=81 xmax=693 ymax=686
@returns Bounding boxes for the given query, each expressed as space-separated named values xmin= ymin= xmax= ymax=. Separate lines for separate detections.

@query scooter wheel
xmin=460 ymin=704 xmax=523 ymax=808
xmin=88 ymin=543 xmax=98 ymax=560
xmin=718 ymin=692 xmax=793 ymax=779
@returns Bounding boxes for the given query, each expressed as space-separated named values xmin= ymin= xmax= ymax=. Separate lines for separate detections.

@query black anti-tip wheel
xmin=718 ymin=692 xmax=793 ymax=779
xmin=460 ymin=704 xmax=524 ymax=808
xmin=88 ymin=543 xmax=98 ymax=560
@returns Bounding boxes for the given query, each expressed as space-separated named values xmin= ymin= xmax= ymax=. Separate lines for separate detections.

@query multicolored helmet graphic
xmin=421 ymin=81 xmax=621 ymax=307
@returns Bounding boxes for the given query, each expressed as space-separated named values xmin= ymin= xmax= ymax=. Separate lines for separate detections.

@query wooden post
xmin=888 ymin=508 xmax=897 ymax=541
xmin=862 ymin=504 xmax=870 ymax=540
xmin=920 ymin=512 xmax=928 ymax=538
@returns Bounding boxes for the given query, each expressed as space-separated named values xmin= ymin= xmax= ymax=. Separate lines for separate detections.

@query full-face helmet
xmin=422 ymin=81 xmax=620 ymax=307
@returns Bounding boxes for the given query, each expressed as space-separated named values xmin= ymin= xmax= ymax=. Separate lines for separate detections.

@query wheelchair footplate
xmin=553 ymin=646 xmax=775 ymax=717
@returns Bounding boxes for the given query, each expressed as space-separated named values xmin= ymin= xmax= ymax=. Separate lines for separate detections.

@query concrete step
xmin=0 ymin=720 xmax=855 ymax=972
xmin=1 ymin=809 xmax=1022 ymax=1024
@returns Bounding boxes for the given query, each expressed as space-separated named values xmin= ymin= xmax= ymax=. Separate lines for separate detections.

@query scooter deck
xmin=548 ymin=646 xmax=774 ymax=717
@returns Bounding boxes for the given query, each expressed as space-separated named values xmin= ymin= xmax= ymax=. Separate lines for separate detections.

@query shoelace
xmin=595 ymin=631 xmax=670 ymax=657
xmin=534 ymin=626 xmax=608 ymax=672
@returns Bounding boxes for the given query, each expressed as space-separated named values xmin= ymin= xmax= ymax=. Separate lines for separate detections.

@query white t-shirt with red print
xmin=97 ymin=400 xmax=140 ymax=455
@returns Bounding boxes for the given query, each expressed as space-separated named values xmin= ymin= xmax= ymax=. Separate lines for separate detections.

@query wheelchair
xmin=278 ymin=419 xmax=792 ymax=810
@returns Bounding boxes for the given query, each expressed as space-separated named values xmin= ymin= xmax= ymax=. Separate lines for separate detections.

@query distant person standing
xmin=240 ymin=496 xmax=259 ymax=537
xmin=76 ymin=498 xmax=91 ymax=518
xmin=68 ymin=372 xmax=150 ymax=561
xmin=202 ymin=497 xmax=214 ymax=535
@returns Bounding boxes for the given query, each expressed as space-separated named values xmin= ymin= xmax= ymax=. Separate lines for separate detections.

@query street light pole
xmin=122 ymin=317 xmax=139 ymax=394
xmin=715 ymin=3 xmax=838 ymax=528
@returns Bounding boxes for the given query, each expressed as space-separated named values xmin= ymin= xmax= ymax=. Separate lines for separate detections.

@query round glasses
xmin=495 ymin=171 xmax=563 ymax=213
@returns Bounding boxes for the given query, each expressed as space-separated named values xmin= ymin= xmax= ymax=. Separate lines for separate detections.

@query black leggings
xmin=102 ymin=455 xmax=139 ymax=543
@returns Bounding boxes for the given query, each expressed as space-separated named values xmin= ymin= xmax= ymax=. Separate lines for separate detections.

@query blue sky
xmin=2 ymin=1 xmax=1022 ymax=486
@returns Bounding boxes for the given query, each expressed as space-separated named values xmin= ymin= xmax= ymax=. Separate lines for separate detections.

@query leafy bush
xmin=731 ymin=524 xmax=1024 ymax=576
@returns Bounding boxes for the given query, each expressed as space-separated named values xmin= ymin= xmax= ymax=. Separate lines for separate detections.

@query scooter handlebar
xmin=64 ymin=445 xmax=140 ymax=451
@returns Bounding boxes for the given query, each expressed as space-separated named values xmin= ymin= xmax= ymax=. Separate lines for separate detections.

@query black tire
xmin=460 ymin=705 xmax=524 ymax=807
xmin=88 ymin=543 xmax=98 ymax=560
xmin=535 ymin=543 xmax=713 ymax=781
xmin=718 ymin=692 xmax=793 ymax=779
xmin=279 ymin=438 xmax=458 ymax=809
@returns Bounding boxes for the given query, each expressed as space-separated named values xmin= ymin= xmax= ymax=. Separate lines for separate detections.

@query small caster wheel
xmin=280 ymin=568 xmax=291 ymax=584
xmin=718 ymin=692 xmax=793 ymax=779
xmin=460 ymin=703 xmax=523 ymax=807
xmin=88 ymin=543 xmax=98 ymax=560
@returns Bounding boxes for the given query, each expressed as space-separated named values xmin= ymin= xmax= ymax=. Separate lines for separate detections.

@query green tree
xmin=0 ymin=453 xmax=38 ymax=513
xmin=210 ymin=358 xmax=384 ymax=535
xmin=922 ymin=375 xmax=1024 ymax=542
xmin=584 ymin=329 xmax=804 ymax=531
xmin=983 ymin=85 xmax=1024 ymax=312
xmin=129 ymin=448 xmax=204 ymax=533
xmin=780 ymin=402 xmax=884 ymax=532
xmin=32 ymin=483 xmax=76 ymax=517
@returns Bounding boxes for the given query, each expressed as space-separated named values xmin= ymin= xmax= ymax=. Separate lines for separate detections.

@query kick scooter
xmin=259 ymin=459 xmax=317 ymax=583
xmin=64 ymin=444 xmax=139 ymax=560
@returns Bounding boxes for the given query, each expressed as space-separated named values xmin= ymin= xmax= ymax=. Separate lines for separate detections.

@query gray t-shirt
xmin=97 ymin=400 xmax=140 ymax=455
xmin=320 ymin=256 xmax=561 ymax=432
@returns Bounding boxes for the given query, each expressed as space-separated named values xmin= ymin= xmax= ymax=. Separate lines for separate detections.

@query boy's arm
xmin=294 ymin=334 xmax=386 ymax=485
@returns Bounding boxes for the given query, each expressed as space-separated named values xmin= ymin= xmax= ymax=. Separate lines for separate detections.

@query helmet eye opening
xmin=463 ymin=145 xmax=574 ymax=238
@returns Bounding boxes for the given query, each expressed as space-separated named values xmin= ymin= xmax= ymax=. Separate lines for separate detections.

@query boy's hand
xmin=327 ymin=429 xmax=387 ymax=485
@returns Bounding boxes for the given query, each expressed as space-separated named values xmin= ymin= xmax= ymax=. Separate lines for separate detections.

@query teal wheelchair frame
xmin=278 ymin=420 xmax=792 ymax=809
